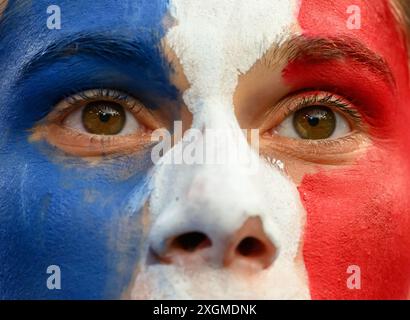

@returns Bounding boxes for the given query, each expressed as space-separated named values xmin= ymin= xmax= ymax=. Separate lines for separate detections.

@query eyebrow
xmin=262 ymin=35 xmax=395 ymax=88
xmin=20 ymin=32 xmax=167 ymax=79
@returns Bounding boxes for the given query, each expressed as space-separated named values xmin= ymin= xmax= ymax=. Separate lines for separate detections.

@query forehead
xmin=0 ymin=0 xmax=400 ymax=51
xmin=1 ymin=0 xmax=404 ymax=125
xmin=0 ymin=0 xmax=168 ymax=47
xmin=2 ymin=0 xmax=168 ymax=25
xmin=0 ymin=0 xmax=405 ymax=117
xmin=298 ymin=0 xmax=405 ymax=72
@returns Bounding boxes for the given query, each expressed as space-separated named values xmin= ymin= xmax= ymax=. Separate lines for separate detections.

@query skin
xmin=0 ymin=0 xmax=409 ymax=299
xmin=296 ymin=0 xmax=410 ymax=299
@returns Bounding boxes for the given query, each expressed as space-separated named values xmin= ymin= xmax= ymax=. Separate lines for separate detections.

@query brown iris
xmin=293 ymin=106 xmax=336 ymax=139
xmin=82 ymin=101 xmax=126 ymax=135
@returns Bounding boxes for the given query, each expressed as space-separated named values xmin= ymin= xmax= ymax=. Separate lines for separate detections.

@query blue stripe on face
xmin=0 ymin=0 xmax=173 ymax=299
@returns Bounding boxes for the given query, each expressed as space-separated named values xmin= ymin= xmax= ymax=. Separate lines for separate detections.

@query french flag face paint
xmin=132 ymin=0 xmax=410 ymax=299
xmin=129 ymin=0 xmax=312 ymax=299
xmin=294 ymin=0 xmax=410 ymax=299
xmin=0 ymin=0 xmax=409 ymax=299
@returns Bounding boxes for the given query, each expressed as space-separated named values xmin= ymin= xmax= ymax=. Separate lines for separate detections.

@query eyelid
xmin=47 ymin=88 xmax=162 ymax=131
xmin=284 ymin=91 xmax=361 ymax=127
xmin=31 ymin=89 xmax=164 ymax=157
xmin=260 ymin=91 xmax=363 ymax=135
xmin=258 ymin=90 xmax=369 ymax=164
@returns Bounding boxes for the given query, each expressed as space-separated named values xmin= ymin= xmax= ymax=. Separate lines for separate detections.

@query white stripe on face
xmin=130 ymin=0 xmax=310 ymax=299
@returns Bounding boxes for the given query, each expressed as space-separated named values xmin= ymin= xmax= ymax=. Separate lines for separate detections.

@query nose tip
xmin=150 ymin=217 xmax=276 ymax=270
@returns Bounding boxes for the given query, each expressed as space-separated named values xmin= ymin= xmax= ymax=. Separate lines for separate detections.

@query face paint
xmin=287 ymin=0 xmax=410 ymax=299
xmin=1 ymin=0 xmax=410 ymax=300
xmin=0 ymin=0 xmax=173 ymax=299
xmin=130 ymin=0 xmax=311 ymax=299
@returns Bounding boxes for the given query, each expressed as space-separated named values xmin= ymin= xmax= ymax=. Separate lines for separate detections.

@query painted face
xmin=0 ymin=0 xmax=409 ymax=299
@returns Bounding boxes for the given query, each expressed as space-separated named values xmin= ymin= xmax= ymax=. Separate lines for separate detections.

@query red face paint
xmin=289 ymin=0 xmax=410 ymax=299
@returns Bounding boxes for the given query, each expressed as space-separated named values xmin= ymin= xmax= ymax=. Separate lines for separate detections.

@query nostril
xmin=170 ymin=232 xmax=212 ymax=253
xmin=224 ymin=217 xmax=277 ymax=269
xmin=236 ymin=237 xmax=266 ymax=257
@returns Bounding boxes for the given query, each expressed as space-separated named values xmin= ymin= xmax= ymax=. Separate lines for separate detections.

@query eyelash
xmin=36 ymin=88 xmax=159 ymax=157
xmin=285 ymin=92 xmax=362 ymax=129
xmin=70 ymin=88 xmax=128 ymax=102
xmin=55 ymin=88 xmax=143 ymax=121
xmin=258 ymin=91 xmax=369 ymax=164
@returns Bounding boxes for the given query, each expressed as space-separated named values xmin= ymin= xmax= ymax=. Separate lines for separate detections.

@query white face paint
xmin=130 ymin=0 xmax=310 ymax=299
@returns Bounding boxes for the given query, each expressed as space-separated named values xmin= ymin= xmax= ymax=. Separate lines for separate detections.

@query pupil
xmin=293 ymin=105 xmax=336 ymax=140
xmin=307 ymin=116 xmax=320 ymax=127
xmin=82 ymin=101 xmax=125 ymax=135
xmin=99 ymin=112 xmax=111 ymax=123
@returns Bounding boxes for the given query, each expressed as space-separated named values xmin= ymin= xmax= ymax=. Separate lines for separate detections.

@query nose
xmin=150 ymin=217 xmax=277 ymax=271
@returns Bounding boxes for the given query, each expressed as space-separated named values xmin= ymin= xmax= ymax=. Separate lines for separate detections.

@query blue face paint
xmin=0 ymin=0 xmax=174 ymax=299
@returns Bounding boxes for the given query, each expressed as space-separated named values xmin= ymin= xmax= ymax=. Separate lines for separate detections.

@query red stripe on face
xmin=283 ymin=59 xmax=394 ymax=140
xmin=291 ymin=0 xmax=410 ymax=299
xmin=299 ymin=153 xmax=410 ymax=299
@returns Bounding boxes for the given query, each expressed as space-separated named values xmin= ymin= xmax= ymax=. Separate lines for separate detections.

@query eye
xmin=81 ymin=101 xmax=126 ymax=135
xmin=33 ymin=89 xmax=163 ymax=157
xmin=63 ymin=100 xmax=141 ymax=136
xmin=293 ymin=106 xmax=336 ymax=139
xmin=259 ymin=91 xmax=367 ymax=164
xmin=274 ymin=93 xmax=353 ymax=140
xmin=62 ymin=90 xmax=143 ymax=136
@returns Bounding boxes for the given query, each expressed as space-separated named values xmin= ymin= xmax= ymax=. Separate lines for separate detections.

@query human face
xmin=0 ymin=0 xmax=409 ymax=299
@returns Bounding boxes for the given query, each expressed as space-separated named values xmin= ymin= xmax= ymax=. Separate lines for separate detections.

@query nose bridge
xmin=149 ymin=140 xmax=264 ymax=255
xmin=151 ymin=98 xmax=259 ymax=211
xmin=150 ymin=163 xmax=261 ymax=243
xmin=148 ymin=99 xmax=269 ymax=252
xmin=148 ymin=97 xmax=303 ymax=268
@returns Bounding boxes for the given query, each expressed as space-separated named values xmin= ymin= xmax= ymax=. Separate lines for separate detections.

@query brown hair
xmin=390 ymin=0 xmax=410 ymax=61
xmin=394 ymin=0 xmax=410 ymax=33
xmin=0 ymin=1 xmax=8 ymax=17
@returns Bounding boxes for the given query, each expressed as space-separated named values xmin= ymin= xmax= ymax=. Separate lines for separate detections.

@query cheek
xmin=299 ymin=150 xmax=410 ymax=299
xmin=294 ymin=0 xmax=410 ymax=298
xmin=0 ymin=139 xmax=152 ymax=298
